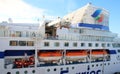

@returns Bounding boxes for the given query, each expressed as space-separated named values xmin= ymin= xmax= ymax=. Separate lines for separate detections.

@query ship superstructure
xmin=0 ymin=3 xmax=120 ymax=74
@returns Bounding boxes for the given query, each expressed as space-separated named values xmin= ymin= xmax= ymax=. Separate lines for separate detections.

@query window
xmin=24 ymin=71 xmax=28 ymax=74
xmin=10 ymin=41 xmax=18 ymax=46
xmin=73 ymin=42 xmax=77 ymax=47
xmin=7 ymin=72 xmax=11 ymax=74
xmin=64 ymin=42 xmax=69 ymax=47
xmin=88 ymin=43 xmax=92 ymax=47
xmin=118 ymin=50 xmax=120 ymax=53
xmin=16 ymin=71 xmax=19 ymax=74
xmin=96 ymin=64 xmax=98 ymax=67
xmin=44 ymin=42 xmax=49 ymax=47
xmin=95 ymin=43 xmax=99 ymax=47
xmin=79 ymin=29 xmax=83 ymax=33
xmin=92 ymin=64 xmax=94 ymax=67
xmin=19 ymin=41 xmax=26 ymax=46
xmin=107 ymin=43 xmax=110 ymax=47
xmin=81 ymin=43 xmax=85 ymax=47
xmin=54 ymin=42 xmax=59 ymax=47
xmin=102 ymin=43 xmax=105 ymax=47
xmin=27 ymin=41 xmax=34 ymax=46
xmin=32 ymin=70 xmax=35 ymax=73
xmin=72 ymin=67 xmax=74 ymax=69
xmin=54 ymin=68 xmax=57 ymax=71
xmin=47 ymin=69 xmax=50 ymax=72
xmin=16 ymin=31 xmax=21 ymax=37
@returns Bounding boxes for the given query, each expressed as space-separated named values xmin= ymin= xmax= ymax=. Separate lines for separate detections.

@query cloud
xmin=0 ymin=0 xmax=46 ymax=23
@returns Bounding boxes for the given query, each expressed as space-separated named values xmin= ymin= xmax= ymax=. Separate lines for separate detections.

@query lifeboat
xmin=38 ymin=51 xmax=62 ymax=61
xmin=91 ymin=50 xmax=108 ymax=57
xmin=66 ymin=50 xmax=87 ymax=60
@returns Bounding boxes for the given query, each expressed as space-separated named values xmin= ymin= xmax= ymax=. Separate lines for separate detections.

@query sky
xmin=0 ymin=0 xmax=120 ymax=35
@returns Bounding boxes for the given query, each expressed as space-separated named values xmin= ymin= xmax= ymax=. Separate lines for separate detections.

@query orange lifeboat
xmin=38 ymin=51 xmax=62 ymax=61
xmin=91 ymin=50 xmax=108 ymax=57
xmin=66 ymin=50 xmax=87 ymax=60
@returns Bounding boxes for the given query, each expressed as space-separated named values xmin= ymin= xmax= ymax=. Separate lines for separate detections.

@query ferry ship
xmin=0 ymin=3 xmax=120 ymax=74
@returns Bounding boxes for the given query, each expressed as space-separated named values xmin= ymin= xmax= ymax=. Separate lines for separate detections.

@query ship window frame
xmin=117 ymin=50 xmax=120 ymax=53
xmin=73 ymin=42 xmax=77 ymax=47
xmin=16 ymin=31 xmax=22 ymax=37
xmin=54 ymin=42 xmax=60 ymax=47
xmin=54 ymin=68 xmax=57 ymax=71
xmin=95 ymin=43 xmax=99 ymax=47
xmin=10 ymin=40 xmax=18 ymax=46
xmin=64 ymin=42 xmax=69 ymax=47
xmin=7 ymin=72 xmax=11 ymax=74
xmin=107 ymin=43 xmax=110 ymax=47
xmin=101 ymin=43 xmax=105 ymax=47
xmin=44 ymin=42 xmax=49 ymax=47
xmin=88 ymin=43 xmax=92 ymax=47
xmin=27 ymin=41 xmax=34 ymax=46
xmin=47 ymin=69 xmax=50 ymax=72
xmin=81 ymin=43 xmax=85 ymax=47
xmin=19 ymin=41 xmax=27 ymax=46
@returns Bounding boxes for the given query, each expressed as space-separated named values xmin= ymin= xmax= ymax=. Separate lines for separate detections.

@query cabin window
xmin=44 ymin=42 xmax=49 ymax=47
xmin=26 ymin=32 xmax=29 ymax=37
xmin=117 ymin=50 xmax=120 ymax=53
xmin=107 ymin=43 xmax=110 ymax=47
xmin=47 ymin=69 xmax=50 ymax=72
xmin=16 ymin=71 xmax=19 ymax=74
xmin=7 ymin=72 xmax=11 ymax=74
xmin=27 ymin=41 xmax=34 ymax=46
xmin=81 ymin=43 xmax=85 ymax=47
xmin=73 ymin=42 xmax=77 ymax=47
xmin=101 ymin=43 xmax=105 ymax=47
xmin=95 ymin=43 xmax=99 ymax=47
xmin=79 ymin=29 xmax=83 ymax=33
xmin=32 ymin=70 xmax=35 ymax=73
xmin=0 ymin=29 xmax=5 ymax=37
xmin=19 ymin=41 xmax=26 ymax=46
xmin=88 ymin=43 xmax=92 ymax=47
xmin=54 ymin=68 xmax=57 ymax=71
xmin=64 ymin=42 xmax=69 ymax=47
xmin=72 ymin=67 xmax=74 ymax=69
xmin=54 ymin=42 xmax=59 ymax=47
xmin=10 ymin=41 xmax=18 ymax=46
xmin=16 ymin=31 xmax=21 ymax=37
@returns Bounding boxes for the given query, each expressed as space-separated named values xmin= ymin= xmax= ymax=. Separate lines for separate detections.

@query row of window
xmin=44 ymin=42 xmax=111 ymax=47
xmin=46 ymin=62 xmax=120 ymax=72
xmin=7 ymin=70 xmax=35 ymax=74
xmin=6 ymin=61 xmax=120 ymax=74
xmin=10 ymin=41 xmax=34 ymax=46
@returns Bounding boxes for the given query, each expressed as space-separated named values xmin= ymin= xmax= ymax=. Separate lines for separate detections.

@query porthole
xmin=47 ymin=69 xmax=50 ymax=72
xmin=16 ymin=71 xmax=19 ymax=74
xmin=24 ymin=71 xmax=28 ymax=74
xmin=32 ymin=70 xmax=35 ymax=73
xmin=66 ymin=67 xmax=69 ymax=70
xmin=54 ymin=68 xmax=57 ymax=71
xmin=72 ymin=67 xmax=74 ymax=69
xmin=7 ymin=72 xmax=11 ymax=74
xmin=60 ymin=68 xmax=63 ymax=70
xmin=100 ymin=64 xmax=102 ymax=66
xmin=104 ymin=63 xmax=106 ymax=65
xmin=92 ymin=65 xmax=94 ymax=67
xmin=96 ymin=64 xmax=98 ymax=66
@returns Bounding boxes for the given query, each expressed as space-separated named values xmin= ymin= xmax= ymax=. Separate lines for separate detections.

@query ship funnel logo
xmin=91 ymin=9 xmax=104 ymax=22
